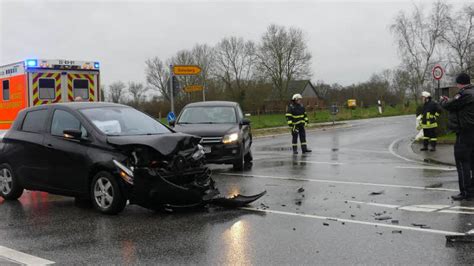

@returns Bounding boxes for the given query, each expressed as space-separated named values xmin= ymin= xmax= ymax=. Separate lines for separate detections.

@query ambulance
xmin=0 ymin=59 xmax=101 ymax=130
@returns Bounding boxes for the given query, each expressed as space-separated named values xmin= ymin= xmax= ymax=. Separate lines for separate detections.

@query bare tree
xmin=214 ymin=36 xmax=257 ymax=103
xmin=443 ymin=4 xmax=474 ymax=75
xmin=191 ymin=44 xmax=215 ymax=100
xmin=391 ymin=1 xmax=449 ymax=103
xmin=145 ymin=57 xmax=171 ymax=101
xmin=257 ymin=24 xmax=312 ymax=101
xmin=128 ymin=82 xmax=148 ymax=106
xmin=108 ymin=81 xmax=126 ymax=103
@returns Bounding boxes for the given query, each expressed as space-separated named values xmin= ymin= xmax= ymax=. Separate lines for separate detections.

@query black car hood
xmin=173 ymin=123 xmax=238 ymax=137
xmin=107 ymin=133 xmax=201 ymax=157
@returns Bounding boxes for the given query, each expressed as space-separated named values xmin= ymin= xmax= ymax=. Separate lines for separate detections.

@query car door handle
xmin=46 ymin=143 xmax=53 ymax=148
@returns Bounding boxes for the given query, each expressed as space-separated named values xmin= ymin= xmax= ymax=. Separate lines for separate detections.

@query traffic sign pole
xmin=169 ymin=64 xmax=174 ymax=113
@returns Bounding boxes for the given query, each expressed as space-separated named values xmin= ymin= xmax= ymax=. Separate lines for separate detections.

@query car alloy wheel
xmin=94 ymin=177 xmax=114 ymax=209
xmin=0 ymin=168 xmax=12 ymax=195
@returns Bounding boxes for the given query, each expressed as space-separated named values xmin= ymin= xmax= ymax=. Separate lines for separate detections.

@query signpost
xmin=169 ymin=65 xmax=203 ymax=113
xmin=184 ymin=85 xmax=204 ymax=93
xmin=173 ymin=65 xmax=201 ymax=75
xmin=330 ymin=104 xmax=339 ymax=125
xmin=432 ymin=65 xmax=444 ymax=99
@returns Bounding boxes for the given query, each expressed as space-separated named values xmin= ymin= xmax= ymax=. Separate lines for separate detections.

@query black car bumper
xmin=202 ymin=143 xmax=242 ymax=164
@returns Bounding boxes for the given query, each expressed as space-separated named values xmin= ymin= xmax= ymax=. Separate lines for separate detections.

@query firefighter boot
xmin=420 ymin=140 xmax=429 ymax=151
xmin=429 ymin=141 xmax=436 ymax=152
xmin=302 ymin=144 xmax=312 ymax=154
xmin=292 ymin=145 xmax=298 ymax=155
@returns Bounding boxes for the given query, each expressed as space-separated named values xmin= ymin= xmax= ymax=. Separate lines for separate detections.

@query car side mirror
xmin=63 ymin=129 xmax=83 ymax=140
xmin=241 ymin=118 xmax=251 ymax=126
xmin=169 ymin=120 xmax=176 ymax=127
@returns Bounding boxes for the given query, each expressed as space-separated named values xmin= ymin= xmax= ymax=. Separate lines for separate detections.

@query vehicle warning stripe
xmin=32 ymin=72 xmax=62 ymax=106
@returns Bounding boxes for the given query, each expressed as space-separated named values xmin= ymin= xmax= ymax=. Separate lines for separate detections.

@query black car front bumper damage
xmin=119 ymin=164 xmax=265 ymax=210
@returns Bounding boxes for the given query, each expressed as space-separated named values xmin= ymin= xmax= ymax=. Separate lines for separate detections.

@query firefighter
xmin=286 ymin=94 xmax=312 ymax=154
xmin=440 ymin=73 xmax=474 ymax=200
xmin=419 ymin=91 xmax=442 ymax=151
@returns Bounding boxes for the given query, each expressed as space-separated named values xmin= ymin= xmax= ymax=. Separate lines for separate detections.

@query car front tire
xmin=0 ymin=163 xmax=24 ymax=200
xmin=90 ymin=171 xmax=127 ymax=215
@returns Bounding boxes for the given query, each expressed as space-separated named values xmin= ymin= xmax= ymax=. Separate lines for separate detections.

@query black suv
xmin=172 ymin=101 xmax=253 ymax=170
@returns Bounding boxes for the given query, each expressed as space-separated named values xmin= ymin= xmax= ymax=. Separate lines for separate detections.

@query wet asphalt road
xmin=1 ymin=115 xmax=474 ymax=265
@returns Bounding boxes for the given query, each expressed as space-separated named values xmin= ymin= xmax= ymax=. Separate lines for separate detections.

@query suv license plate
xmin=203 ymin=146 xmax=212 ymax=153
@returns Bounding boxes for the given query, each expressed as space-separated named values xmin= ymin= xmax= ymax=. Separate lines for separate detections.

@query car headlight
xmin=192 ymin=144 xmax=205 ymax=160
xmin=222 ymin=132 xmax=239 ymax=144
xmin=113 ymin=160 xmax=134 ymax=185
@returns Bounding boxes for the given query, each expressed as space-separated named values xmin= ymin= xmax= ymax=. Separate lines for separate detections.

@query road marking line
xmin=348 ymin=200 xmax=474 ymax=215
xmin=242 ymin=207 xmax=464 ymax=236
xmin=220 ymin=173 xmax=458 ymax=192
xmin=0 ymin=246 xmax=54 ymax=265
xmin=395 ymin=166 xmax=456 ymax=171
xmin=298 ymin=161 xmax=344 ymax=165
xmin=388 ymin=137 xmax=419 ymax=163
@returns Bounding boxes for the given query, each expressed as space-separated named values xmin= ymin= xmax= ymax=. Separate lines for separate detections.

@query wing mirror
xmin=240 ymin=118 xmax=251 ymax=126
xmin=63 ymin=129 xmax=83 ymax=140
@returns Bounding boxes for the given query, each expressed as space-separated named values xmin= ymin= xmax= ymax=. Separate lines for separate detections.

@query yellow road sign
xmin=173 ymin=65 xmax=201 ymax=75
xmin=347 ymin=99 xmax=357 ymax=108
xmin=184 ymin=85 xmax=204 ymax=93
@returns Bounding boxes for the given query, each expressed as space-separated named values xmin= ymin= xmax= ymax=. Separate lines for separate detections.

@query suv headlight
xmin=222 ymin=132 xmax=239 ymax=144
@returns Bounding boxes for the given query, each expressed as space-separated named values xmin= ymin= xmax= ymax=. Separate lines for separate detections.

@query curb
xmin=409 ymin=142 xmax=456 ymax=167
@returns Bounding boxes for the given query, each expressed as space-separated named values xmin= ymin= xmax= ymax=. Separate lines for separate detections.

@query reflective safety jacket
xmin=286 ymin=103 xmax=309 ymax=128
xmin=420 ymin=99 xmax=442 ymax=129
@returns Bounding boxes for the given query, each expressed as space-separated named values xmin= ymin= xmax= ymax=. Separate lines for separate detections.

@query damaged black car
xmin=0 ymin=103 xmax=265 ymax=214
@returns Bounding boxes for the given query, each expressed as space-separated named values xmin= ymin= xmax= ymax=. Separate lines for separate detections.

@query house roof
xmin=268 ymin=80 xmax=319 ymax=100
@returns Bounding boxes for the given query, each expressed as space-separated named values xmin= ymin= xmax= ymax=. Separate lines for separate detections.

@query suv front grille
xmin=201 ymin=137 xmax=222 ymax=144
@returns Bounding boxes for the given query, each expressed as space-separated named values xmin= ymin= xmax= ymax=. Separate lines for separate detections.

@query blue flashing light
xmin=26 ymin=59 xmax=38 ymax=67
xmin=94 ymin=62 xmax=100 ymax=69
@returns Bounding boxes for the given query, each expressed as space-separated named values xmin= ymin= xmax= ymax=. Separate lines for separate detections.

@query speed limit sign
xmin=432 ymin=65 xmax=444 ymax=80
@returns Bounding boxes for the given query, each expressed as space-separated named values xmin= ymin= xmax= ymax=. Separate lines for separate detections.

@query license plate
xmin=203 ymin=146 xmax=212 ymax=154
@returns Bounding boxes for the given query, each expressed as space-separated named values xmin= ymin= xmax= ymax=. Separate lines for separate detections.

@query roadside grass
xmin=438 ymin=132 xmax=456 ymax=144
xmin=249 ymin=104 xmax=417 ymax=129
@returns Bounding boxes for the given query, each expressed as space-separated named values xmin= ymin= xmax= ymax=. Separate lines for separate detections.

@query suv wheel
xmin=90 ymin=171 xmax=127 ymax=215
xmin=0 ymin=163 xmax=24 ymax=200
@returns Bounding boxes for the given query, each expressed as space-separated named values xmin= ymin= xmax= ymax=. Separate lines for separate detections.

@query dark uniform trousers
xmin=292 ymin=124 xmax=307 ymax=147
xmin=454 ymin=131 xmax=474 ymax=195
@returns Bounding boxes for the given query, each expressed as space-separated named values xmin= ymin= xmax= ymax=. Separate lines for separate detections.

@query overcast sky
xmin=0 ymin=0 xmax=469 ymax=87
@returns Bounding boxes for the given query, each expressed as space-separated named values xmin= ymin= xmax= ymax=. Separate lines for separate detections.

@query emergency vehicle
xmin=0 ymin=59 xmax=101 ymax=130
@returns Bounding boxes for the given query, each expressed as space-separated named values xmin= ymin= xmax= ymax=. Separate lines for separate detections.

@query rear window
xmin=38 ymin=78 xmax=56 ymax=100
xmin=73 ymin=79 xmax=89 ymax=99
xmin=2 ymin=80 xmax=9 ymax=101
xmin=22 ymin=109 xmax=48 ymax=133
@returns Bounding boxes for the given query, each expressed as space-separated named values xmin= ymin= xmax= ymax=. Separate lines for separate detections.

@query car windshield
xmin=80 ymin=107 xmax=170 ymax=136
xmin=178 ymin=106 xmax=237 ymax=124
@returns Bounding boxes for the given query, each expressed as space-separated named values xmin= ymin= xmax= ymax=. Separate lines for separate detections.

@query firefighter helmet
xmin=292 ymin=94 xmax=303 ymax=100
xmin=421 ymin=91 xmax=431 ymax=98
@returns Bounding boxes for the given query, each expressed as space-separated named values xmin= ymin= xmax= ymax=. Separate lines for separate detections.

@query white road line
xmin=298 ymin=161 xmax=344 ymax=165
xmin=242 ymin=207 xmax=464 ymax=236
xmin=0 ymin=246 xmax=54 ymax=265
xmin=388 ymin=137 xmax=419 ymax=163
xmin=395 ymin=166 xmax=456 ymax=171
xmin=348 ymin=200 xmax=474 ymax=215
xmin=220 ymin=173 xmax=459 ymax=192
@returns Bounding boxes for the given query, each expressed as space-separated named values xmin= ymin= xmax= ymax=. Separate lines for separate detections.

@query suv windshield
xmin=178 ymin=106 xmax=237 ymax=124
xmin=80 ymin=107 xmax=170 ymax=136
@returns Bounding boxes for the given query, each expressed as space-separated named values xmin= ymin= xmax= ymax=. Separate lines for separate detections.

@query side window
xmin=73 ymin=79 xmax=89 ymax=100
xmin=22 ymin=109 xmax=48 ymax=133
xmin=237 ymin=105 xmax=244 ymax=120
xmin=2 ymin=80 xmax=10 ymax=101
xmin=51 ymin=110 xmax=87 ymax=137
xmin=38 ymin=78 xmax=56 ymax=100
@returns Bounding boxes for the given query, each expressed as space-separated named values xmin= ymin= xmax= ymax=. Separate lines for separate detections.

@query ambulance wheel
xmin=90 ymin=171 xmax=126 ymax=215
xmin=0 ymin=163 xmax=24 ymax=200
